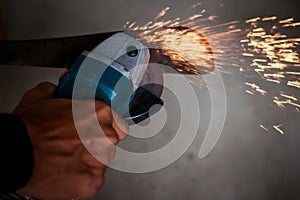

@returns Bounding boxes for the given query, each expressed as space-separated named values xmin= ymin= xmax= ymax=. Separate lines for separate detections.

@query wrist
xmin=0 ymin=113 xmax=34 ymax=193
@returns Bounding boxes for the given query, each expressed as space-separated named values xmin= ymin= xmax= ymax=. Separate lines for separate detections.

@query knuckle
xmin=112 ymin=120 xmax=129 ymax=139
xmin=77 ymin=175 xmax=104 ymax=198
xmin=85 ymin=138 xmax=117 ymax=165
xmin=34 ymin=82 xmax=48 ymax=89
xmin=99 ymin=144 xmax=116 ymax=164
xmin=23 ymin=88 xmax=36 ymax=97
xmin=34 ymin=82 xmax=56 ymax=94
xmin=106 ymin=133 xmax=119 ymax=144
xmin=95 ymin=101 xmax=110 ymax=112
xmin=95 ymin=103 xmax=115 ymax=122
xmin=92 ymin=176 xmax=105 ymax=194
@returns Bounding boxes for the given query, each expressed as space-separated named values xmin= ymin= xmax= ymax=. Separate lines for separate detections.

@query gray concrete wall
xmin=0 ymin=0 xmax=300 ymax=200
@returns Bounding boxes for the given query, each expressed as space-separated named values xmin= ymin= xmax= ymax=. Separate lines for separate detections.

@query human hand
xmin=12 ymin=82 xmax=128 ymax=200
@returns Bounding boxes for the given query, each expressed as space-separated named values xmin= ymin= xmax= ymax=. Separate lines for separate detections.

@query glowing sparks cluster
xmin=124 ymin=4 xmax=299 ymax=135
xmin=124 ymin=5 xmax=241 ymax=75
xmin=245 ymin=82 xmax=267 ymax=95
xmin=273 ymin=93 xmax=300 ymax=111
xmin=241 ymin=16 xmax=300 ymax=134
xmin=241 ymin=16 xmax=300 ymax=86
xmin=153 ymin=29 xmax=213 ymax=73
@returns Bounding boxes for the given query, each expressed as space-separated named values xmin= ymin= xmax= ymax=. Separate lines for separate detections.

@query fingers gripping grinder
xmin=56 ymin=33 xmax=164 ymax=124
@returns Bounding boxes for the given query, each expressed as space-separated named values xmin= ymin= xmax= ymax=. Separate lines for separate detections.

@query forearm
xmin=0 ymin=113 xmax=34 ymax=193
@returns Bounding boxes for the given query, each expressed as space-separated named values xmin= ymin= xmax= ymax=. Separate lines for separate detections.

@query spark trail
xmin=124 ymin=4 xmax=300 ymax=134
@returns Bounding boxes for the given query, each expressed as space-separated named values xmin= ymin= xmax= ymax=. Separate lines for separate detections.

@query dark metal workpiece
xmin=0 ymin=31 xmax=214 ymax=75
xmin=0 ymin=31 xmax=118 ymax=69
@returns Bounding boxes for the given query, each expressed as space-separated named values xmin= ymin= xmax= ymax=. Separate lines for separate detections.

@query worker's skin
xmin=0 ymin=15 xmax=128 ymax=199
xmin=13 ymin=82 xmax=128 ymax=200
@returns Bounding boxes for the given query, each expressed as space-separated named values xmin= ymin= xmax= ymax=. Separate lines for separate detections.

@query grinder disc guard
xmin=125 ymin=63 xmax=164 ymax=124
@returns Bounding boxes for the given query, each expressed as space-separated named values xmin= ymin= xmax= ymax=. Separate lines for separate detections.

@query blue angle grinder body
xmin=55 ymin=32 xmax=164 ymax=124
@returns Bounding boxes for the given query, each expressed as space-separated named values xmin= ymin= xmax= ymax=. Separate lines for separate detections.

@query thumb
xmin=22 ymin=82 xmax=57 ymax=102
xmin=34 ymin=82 xmax=57 ymax=96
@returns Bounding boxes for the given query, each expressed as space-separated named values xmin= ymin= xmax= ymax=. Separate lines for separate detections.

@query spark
xmin=273 ymin=94 xmax=300 ymax=109
xmin=260 ymin=125 xmax=269 ymax=132
xmin=279 ymin=18 xmax=294 ymax=24
xmin=228 ymin=29 xmax=242 ymax=33
xmin=189 ymin=14 xmax=203 ymax=21
xmin=243 ymin=53 xmax=254 ymax=57
xmin=254 ymin=59 xmax=268 ymax=63
xmin=246 ymin=90 xmax=255 ymax=95
xmin=282 ymin=22 xmax=300 ymax=27
xmin=287 ymin=81 xmax=300 ymax=89
xmin=128 ymin=22 xmax=136 ymax=29
xmin=280 ymin=93 xmax=298 ymax=101
xmin=266 ymin=79 xmax=281 ymax=84
xmin=192 ymin=2 xmax=202 ymax=8
xmin=287 ymin=101 xmax=300 ymax=108
xmin=154 ymin=7 xmax=170 ymax=21
xmin=245 ymin=82 xmax=267 ymax=95
xmin=240 ymin=39 xmax=249 ymax=43
xmin=273 ymin=98 xmax=286 ymax=109
xmin=246 ymin=17 xmax=261 ymax=23
xmin=262 ymin=16 xmax=277 ymax=21
xmin=285 ymin=72 xmax=300 ymax=76
xmin=263 ymin=74 xmax=285 ymax=79
xmin=273 ymin=124 xmax=285 ymax=135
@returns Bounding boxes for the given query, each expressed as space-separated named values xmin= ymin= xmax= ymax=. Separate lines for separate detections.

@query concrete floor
xmin=0 ymin=0 xmax=300 ymax=200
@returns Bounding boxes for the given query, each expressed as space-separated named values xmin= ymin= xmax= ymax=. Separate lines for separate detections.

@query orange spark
xmin=154 ymin=7 xmax=170 ymax=21
xmin=243 ymin=53 xmax=254 ymax=57
xmin=273 ymin=124 xmax=285 ymax=135
xmin=279 ymin=18 xmax=294 ymax=24
xmin=260 ymin=125 xmax=269 ymax=132
xmin=280 ymin=93 xmax=298 ymax=101
xmin=262 ymin=16 xmax=277 ymax=21
xmin=282 ymin=22 xmax=300 ymax=27
xmin=246 ymin=17 xmax=261 ymax=23
xmin=287 ymin=81 xmax=300 ymax=89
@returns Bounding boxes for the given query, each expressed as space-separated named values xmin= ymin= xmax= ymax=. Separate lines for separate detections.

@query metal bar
xmin=0 ymin=31 xmax=118 ymax=68
xmin=0 ymin=31 xmax=211 ymax=74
